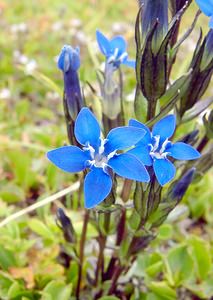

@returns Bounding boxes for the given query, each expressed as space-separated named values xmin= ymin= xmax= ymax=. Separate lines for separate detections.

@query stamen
xmin=160 ymin=138 xmax=169 ymax=154
xmin=119 ymin=52 xmax=128 ymax=62
xmin=153 ymin=135 xmax=160 ymax=152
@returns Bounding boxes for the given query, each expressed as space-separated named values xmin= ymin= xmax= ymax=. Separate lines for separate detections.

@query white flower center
xmin=149 ymin=135 xmax=170 ymax=160
xmin=84 ymin=138 xmax=116 ymax=169
xmin=107 ymin=48 xmax=128 ymax=65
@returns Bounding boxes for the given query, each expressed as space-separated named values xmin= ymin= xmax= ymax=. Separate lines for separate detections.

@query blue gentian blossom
xmin=128 ymin=115 xmax=201 ymax=186
xmin=47 ymin=108 xmax=150 ymax=208
xmin=195 ymin=0 xmax=213 ymax=28
xmin=96 ymin=30 xmax=135 ymax=69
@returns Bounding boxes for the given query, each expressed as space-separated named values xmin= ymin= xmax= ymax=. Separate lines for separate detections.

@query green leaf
xmin=182 ymin=97 xmax=213 ymax=123
xmin=188 ymin=236 xmax=211 ymax=280
xmin=42 ymin=280 xmax=72 ymax=300
xmin=99 ymin=297 xmax=120 ymax=300
xmin=29 ymin=219 xmax=55 ymax=241
xmin=165 ymin=245 xmax=194 ymax=286
xmin=158 ymin=224 xmax=173 ymax=240
xmin=147 ymin=281 xmax=176 ymax=300
xmin=0 ymin=245 xmax=17 ymax=270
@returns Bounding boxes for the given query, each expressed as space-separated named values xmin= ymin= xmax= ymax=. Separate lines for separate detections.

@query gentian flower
xmin=96 ymin=30 xmax=135 ymax=69
xmin=195 ymin=0 xmax=213 ymax=28
xmin=58 ymin=45 xmax=83 ymax=120
xmin=128 ymin=115 xmax=200 ymax=186
xmin=47 ymin=108 xmax=150 ymax=208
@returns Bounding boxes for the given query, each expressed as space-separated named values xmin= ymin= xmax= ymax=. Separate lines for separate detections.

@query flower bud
xmin=180 ymin=31 xmax=213 ymax=116
xmin=58 ymin=45 xmax=83 ymax=121
xmin=140 ymin=0 xmax=168 ymax=52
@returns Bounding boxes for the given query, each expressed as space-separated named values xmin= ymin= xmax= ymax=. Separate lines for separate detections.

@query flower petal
xmin=47 ymin=146 xmax=90 ymax=173
xmin=110 ymin=36 xmax=126 ymax=54
xmin=96 ymin=30 xmax=111 ymax=56
xmin=129 ymin=119 xmax=152 ymax=144
xmin=122 ymin=59 xmax=136 ymax=68
xmin=209 ymin=15 xmax=213 ymax=28
xmin=153 ymin=158 xmax=176 ymax=186
xmin=152 ymin=115 xmax=176 ymax=140
xmin=167 ymin=142 xmax=201 ymax=160
xmin=84 ymin=168 xmax=112 ymax=209
xmin=127 ymin=145 xmax=153 ymax=166
xmin=108 ymin=153 xmax=150 ymax=182
xmin=195 ymin=0 xmax=213 ymax=17
xmin=105 ymin=126 xmax=145 ymax=153
xmin=74 ymin=107 xmax=101 ymax=149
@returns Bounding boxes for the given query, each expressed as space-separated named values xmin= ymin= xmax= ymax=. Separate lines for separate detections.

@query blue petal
xmin=153 ymin=158 xmax=176 ymax=186
xmin=47 ymin=146 xmax=90 ymax=173
xmin=84 ymin=168 xmax=112 ymax=209
xmin=105 ymin=126 xmax=145 ymax=153
xmin=127 ymin=145 xmax=153 ymax=166
xmin=74 ymin=108 xmax=101 ymax=149
xmin=152 ymin=115 xmax=176 ymax=140
xmin=110 ymin=36 xmax=126 ymax=55
xmin=57 ymin=45 xmax=80 ymax=72
xmin=129 ymin=119 xmax=152 ymax=144
xmin=209 ymin=15 xmax=213 ymax=28
xmin=122 ymin=59 xmax=136 ymax=68
xmin=167 ymin=142 xmax=201 ymax=160
xmin=195 ymin=0 xmax=213 ymax=17
xmin=108 ymin=153 xmax=150 ymax=182
xmin=96 ymin=30 xmax=111 ymax=56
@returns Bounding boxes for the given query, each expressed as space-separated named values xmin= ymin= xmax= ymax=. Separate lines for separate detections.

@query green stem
xmin=76 ymin=210 xmax=90 ymax=299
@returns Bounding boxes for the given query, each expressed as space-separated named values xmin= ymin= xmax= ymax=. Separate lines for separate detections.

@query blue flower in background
xmin=96 ymin=30 xmax=135 ymax=69
xmin=47 ymin=108 xmax=150 ymax=208
xmin=195 ymin=0 xmax=213 ymax=28
xmin=128 ymin=115 xmax=200 ymax=186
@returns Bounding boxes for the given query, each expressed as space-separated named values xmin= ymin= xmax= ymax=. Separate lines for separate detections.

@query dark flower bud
xmin=56 ymin=208 xmax=76 ymax=243
xmin=170 ymin=168 xmax=195 ymax=201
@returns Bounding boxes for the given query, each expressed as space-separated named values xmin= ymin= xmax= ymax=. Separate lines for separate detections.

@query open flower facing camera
xmin=47 ymin=108 xmax=149 ymax=208
xmin=128 ymin=115 xmax=200 ymax=185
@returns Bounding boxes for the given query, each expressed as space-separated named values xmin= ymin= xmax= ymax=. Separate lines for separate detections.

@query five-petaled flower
xmin=96 ymin=30 xmax=135 ymax=69
xmin=195 ymin=0 xmax=213 ymax=28
xmin=128 ymin=115 xmax=201 ymax=186
xmin=47 ymin=108 xmax=150 ymax=208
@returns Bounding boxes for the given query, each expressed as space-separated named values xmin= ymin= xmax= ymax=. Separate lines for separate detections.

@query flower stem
xmin=76 ymin=210 xmax=90 ymax=299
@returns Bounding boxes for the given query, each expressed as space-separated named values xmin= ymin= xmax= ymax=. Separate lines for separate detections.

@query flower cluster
xmin=47 ymin=109 xmax=200 ymax=208
xmin=47 ymin=108 xmax=149 ymax=208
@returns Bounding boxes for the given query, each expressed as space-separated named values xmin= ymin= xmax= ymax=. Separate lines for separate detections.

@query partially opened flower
xmin=96 ymin=30 xmax=135 ymax=69
xmin=47 ymin=108 xmax=150 ymax=208
xmin=128 ymin=115 xmax=200 ymax=186
xmin=195 ymin=0 xmax=213 ymax=28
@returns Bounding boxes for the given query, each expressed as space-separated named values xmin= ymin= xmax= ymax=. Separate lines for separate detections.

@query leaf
xmin=99 ymin=297 xmax=120 ymax=300
xmin=182 ymin=97 xmax=213 ymax=123
xmin=188 ymin=236 xmax=211 ymax=280
xmin=165 ymin=245 xmax=194 ymax=286
xmin=42 ymin=281 xmax=72 ymax=300
xmin=147 ymin=281 xmax=176 ymax=300
xmin=158 ymin=224 xmax=173 ymax=240
xmin=29 ymin=219 xmax=55 ymax=241
xmin=0 ymin=245 xmax=16 ymax=270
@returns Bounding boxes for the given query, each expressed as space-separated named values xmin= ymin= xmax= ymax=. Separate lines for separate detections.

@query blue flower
xmin=47 ymin=108 xmax=150 ymax=208
xmin=57 ymin=45 xmax=83 ymax=120
xmin=58 ymin=45 xmax=80 ymax=72
xmin=195 ymin=0 xmax=213 ymax=28
xmin=128 ymin=115 xmax=201 ymax=186
xmin=96 ymin=30 xmax=135 ymax=69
